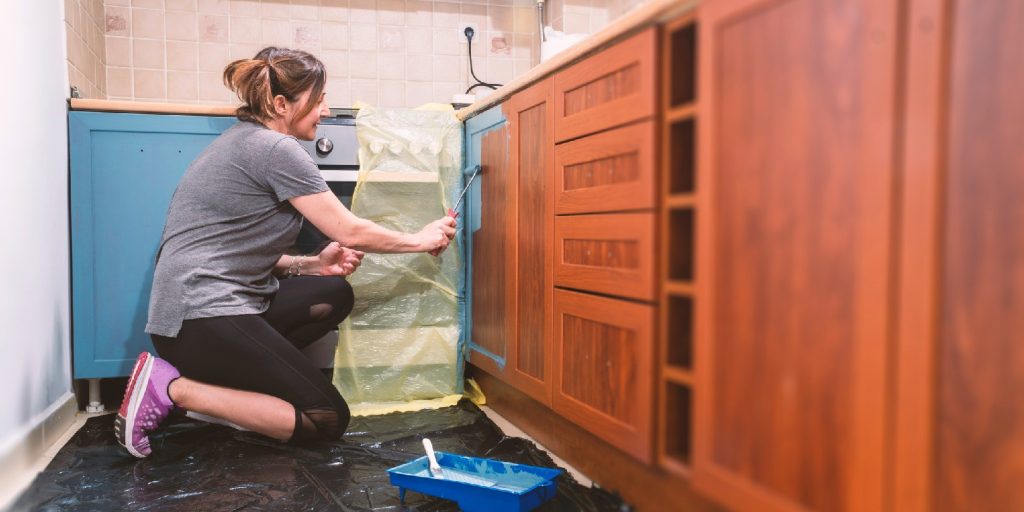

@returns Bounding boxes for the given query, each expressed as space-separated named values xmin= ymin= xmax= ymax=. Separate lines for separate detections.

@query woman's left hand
xmin=317 ymin=242 xmax=364 ymax=276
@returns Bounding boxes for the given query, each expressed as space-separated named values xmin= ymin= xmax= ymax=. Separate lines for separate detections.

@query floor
xmin=1 ymin=404 xmax=592 ymax=510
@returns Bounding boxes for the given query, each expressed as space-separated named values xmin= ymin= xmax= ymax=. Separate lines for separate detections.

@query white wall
xmin=0 ymin=0 xmax=74 ymax=478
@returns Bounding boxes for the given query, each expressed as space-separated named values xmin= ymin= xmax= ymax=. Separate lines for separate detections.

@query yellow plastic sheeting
xmin=333 ymin=103 xmax=464 ymax=416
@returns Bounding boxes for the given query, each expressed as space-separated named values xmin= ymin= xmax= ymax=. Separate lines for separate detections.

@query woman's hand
xmin=317 ymin=242 xmax=364 ymax=276
xmin=417 ymin=216 xmax=457 ymax=256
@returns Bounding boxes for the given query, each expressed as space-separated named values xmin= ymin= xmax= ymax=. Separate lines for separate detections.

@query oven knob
xmin=316 ymin=137 xmax=334 ymax=155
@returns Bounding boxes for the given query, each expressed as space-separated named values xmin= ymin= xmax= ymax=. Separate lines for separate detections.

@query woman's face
xmin=284 ymin=88 xmax=329 ymax=141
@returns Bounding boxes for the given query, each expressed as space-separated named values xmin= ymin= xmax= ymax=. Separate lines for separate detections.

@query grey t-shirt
xmin=146 ymin=121 xmax=329 ymax=337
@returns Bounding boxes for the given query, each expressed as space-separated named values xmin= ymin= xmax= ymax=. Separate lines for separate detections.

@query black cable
xmin=464 ymin=27 xmax=502 ymax=94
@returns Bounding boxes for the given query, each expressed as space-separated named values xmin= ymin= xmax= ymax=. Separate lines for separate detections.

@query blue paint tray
xmin=387 ymin=451 xmax=563 ymax=512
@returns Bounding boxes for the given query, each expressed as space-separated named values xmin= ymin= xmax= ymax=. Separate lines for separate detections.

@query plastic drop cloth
xmin=12 ymin=400 xmax=630 ymax=511
xmin=333 ymin=104 xmax=465 ymax=416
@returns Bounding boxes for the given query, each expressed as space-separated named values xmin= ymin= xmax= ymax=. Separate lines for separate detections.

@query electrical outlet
xmin=458 ymin=22 xmax=479 ymax=43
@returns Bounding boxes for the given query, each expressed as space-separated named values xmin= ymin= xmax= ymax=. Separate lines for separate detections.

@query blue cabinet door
xmin=69 ymin=111 xmax=236 ymax=378
xmin=462 ymin=104 xmax=511 ymax=374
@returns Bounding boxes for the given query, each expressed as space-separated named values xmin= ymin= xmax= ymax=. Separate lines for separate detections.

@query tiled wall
xmin=65 ymin=0 xmax=108 ymax=98
xmin=97 ymin=0 xmax=542 ymax=107
xmin=555 ymin=0 xmax=649 ymax=35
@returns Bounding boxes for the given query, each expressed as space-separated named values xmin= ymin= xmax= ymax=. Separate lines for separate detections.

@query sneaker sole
xmin=116 ymin=353 xmax=154 ymax=458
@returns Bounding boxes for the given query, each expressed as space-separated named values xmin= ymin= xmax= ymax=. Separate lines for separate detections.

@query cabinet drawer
xmin=554 ymin=28 xmax=657 ymax=142
xmin=553 ymin=288 xmax=655 ymax=463
xmin=554 ymin=213 xmax=655 ymax=301
xmin=555 ymin=121 xmax=656 ymax=214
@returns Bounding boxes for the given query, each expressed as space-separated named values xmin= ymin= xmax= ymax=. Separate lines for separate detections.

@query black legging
xmin=151 ymin=275 xmax=355 ymax=442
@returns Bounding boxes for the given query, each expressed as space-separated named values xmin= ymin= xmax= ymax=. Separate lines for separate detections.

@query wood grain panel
xmin=554 ymin=28 xmax=657 ymax=142
xmin=555 ymin=121 xmax=656 ymax=214
xmin=554 ymin=213 xmax=655 ymax=301
xmin=693 ymin=0 xmax=898 ymax=511
xmin=935 ymin=2 xmax=1024 ymax=510
xmin=553 ymin=289 xmax=655 ymax=463
xmin=510 ymin=78 xmax=554 ymax=404
xmin=470 ymin=125 xmax=512 ymax=366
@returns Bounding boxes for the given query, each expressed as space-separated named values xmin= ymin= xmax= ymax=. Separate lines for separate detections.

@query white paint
xmin=0 ymin=0 xmax=74 ymax=472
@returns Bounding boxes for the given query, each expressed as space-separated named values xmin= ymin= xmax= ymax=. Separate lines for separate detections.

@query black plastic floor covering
xmin=12 ymin=400 xmax=628 ymax=511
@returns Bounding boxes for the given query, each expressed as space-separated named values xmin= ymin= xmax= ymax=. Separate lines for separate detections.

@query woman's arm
xmin=272 ymin=242 xmax=364 ymax=277
xmin=289 ymin=191 xmax=455 ymax=254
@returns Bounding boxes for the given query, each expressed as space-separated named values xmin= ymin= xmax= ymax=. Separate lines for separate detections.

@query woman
xmin=115 ymin=47 xmax=456 ymax=458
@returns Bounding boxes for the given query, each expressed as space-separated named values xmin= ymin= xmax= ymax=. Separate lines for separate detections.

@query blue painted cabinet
xmin=462 ymin=104 xmax=513 ymax=379
xmin=69 ymin=111 xmax=236 ymax=378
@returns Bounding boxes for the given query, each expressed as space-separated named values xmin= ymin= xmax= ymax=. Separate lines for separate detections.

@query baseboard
xmin=0 ymin=392 xmax=79 ymax=509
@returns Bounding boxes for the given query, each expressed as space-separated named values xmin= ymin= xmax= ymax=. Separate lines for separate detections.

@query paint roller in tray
xmin=423 ymin=438 xmax=497 ymax=486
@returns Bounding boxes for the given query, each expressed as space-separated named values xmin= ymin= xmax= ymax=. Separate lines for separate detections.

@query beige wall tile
xmin=378 ymin=52 xmax=404 ymax=79
xmin=513 ymin=5 xmax=536 ymax=33
xmin=563 ymin=12 xmax=589 ymax=34
xmin=132 ymin=0 xmax=163 ymax=8
xmin=432 ymin=54 xmax=459 ymax=81
xmin=166 ymin=40 xmax=198 ymax=70
xmin=107 ymin=67 xmax=133 ymax=96
xmin=230 ymin=17 xmax=260 ymax=43
xmin=198 ymin=0 xmax=230 ymax=14
xmin=405 ymin=27 xmax=431 ymax=55
xmin=197 ymin=43 xmax=229 ymax=71
xmin=167 ymin=70 xmax=199 ymax=100
xmin=133 ymin=68 xmax=166 ymax=98
xmin=260 ymin=0 xmax=290 ymax=19
xmin=319 ymin=49 xmax=348 ymax=77
xmin=432 ymin=2 xmax=459 ymax=27
xmin=405 ymin=54 xmax=431 ymax=81
xmin=262 ymin=19 xmax=291 ymax=46
xmin=377 ymin=0 xmax=404 ymax=25
xmin=432 ymin=81 xmax=462 ymax=103
xmin=460 ymin=4 xmax=486 ymax=28
xmin=230 ymin=43 xmax=262 ymax=59
xmin=132 ymin=8 xmax=165 ymax=38
xmin=165 ymin=11 xmax=198 ymax=41
xmin=166 ymin=0 xmax=196 ymax=11
xmin=488 ymin=6 xmax=513 ymax=32
xmin=325 ymin=77 xmax=351 ymax=105
xmin=104 ymin=6 xmax=130 ymax=36
xmin=433 ymin=28 xmax=459 ymax=55
xmin=349 ymin=51 xmax=378 ymax=79
xmin=349 ymin=0 xmax=377 ymax=23
xmin=133 ymin=38 xmax=165 ymax=68
xmin=291 ymin=0 xmax=321 ymax=20
xmin=322 ymin=0 xmax=349 ymax=22
xmin=350 ymin=24 xmax=377 ymax=51
xmin=198 ymin=14 xmax=229 ymax=43
xmin=487 ymin=32 xmax=511 ymax=56
xmin=485 ymin=58 xmax=514 ymax=84
xmin=350 ymin=78 xmax=379 ymax=105
xmin=379 ymin=27 xmax=403 ymax=51
xmin=104 ymin=35 xmax=132 ymax=66
xmin=322 ymin=22 xmax=349 ymax=50
xmin=378 ymin=80 xmax=404 ymax=107
xmin=107 ymin=0 xmax=130 ymax=6
xmin=198 ymin=71 xmax=230 ymax=101
xmin=514 ymin=57 xmax=532 ymax=76
xmin=292 ymin=21 xmax=321 ymax=49
xmin=230 ymin=0 xmax=258 ymax=16
xmin=405 ymin=81 xmax=434 ymax=106
xmin=405 ymin=0 xmax=432 ymax=26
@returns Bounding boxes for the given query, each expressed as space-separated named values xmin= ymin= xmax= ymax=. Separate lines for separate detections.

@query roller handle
xmin=423 ymin=438 xmax=442 ymax=476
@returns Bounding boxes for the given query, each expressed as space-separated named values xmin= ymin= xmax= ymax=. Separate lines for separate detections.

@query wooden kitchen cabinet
xmin=692 ymin=0 xmax=899 ymax=510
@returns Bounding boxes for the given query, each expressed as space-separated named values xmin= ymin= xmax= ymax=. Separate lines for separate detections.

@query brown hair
xmin=222 ymin=47 xmax=326 ymax=125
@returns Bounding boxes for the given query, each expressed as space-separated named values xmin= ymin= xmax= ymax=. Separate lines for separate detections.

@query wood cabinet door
xmin=552 ymin=289 xmax=655 ymax=463
xmin=693 ymin=0 xmax=900 ymax=511
xmin=894 ymin=1 xmax=1024 ymax=511
xmin=505 ymin=78 xmax=555 ymax=405
xmin=464 ymin=105 xmax=515 ymax=379
xmin=554 ymin=213 xmax=656 ymax=301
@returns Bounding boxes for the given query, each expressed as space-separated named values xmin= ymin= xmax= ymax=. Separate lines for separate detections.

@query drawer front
xmin=553 ymin=288 xmax=655 ymax=463
xmin=554 ymin=28 xmax=657 ymax=142
xmin=555 ymin=213 xmax=656 ymax=301
xmin=555 ymin=121 xmax=656 ymax=214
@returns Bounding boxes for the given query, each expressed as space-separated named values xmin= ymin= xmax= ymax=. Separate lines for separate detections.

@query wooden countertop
xmin=69 ymin=98 xmax=239 ymax=115
xmin=455 ymin=0 xmax=697 ymax=121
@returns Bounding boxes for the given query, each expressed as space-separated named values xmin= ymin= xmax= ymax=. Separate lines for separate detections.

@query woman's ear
xmin=272 ymin=94 xmax=289 ymax=116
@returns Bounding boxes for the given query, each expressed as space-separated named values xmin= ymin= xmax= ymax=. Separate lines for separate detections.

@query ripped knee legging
xmin=151 ymin=275 xmax=355 ymax=442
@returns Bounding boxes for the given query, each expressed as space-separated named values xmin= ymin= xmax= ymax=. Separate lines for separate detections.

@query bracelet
xmin=286 ymin=255 xmax=302 ymax=277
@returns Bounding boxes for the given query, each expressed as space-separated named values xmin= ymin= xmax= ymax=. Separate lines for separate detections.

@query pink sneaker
xmin=114 ymin=352 xmax=180 ymax=458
